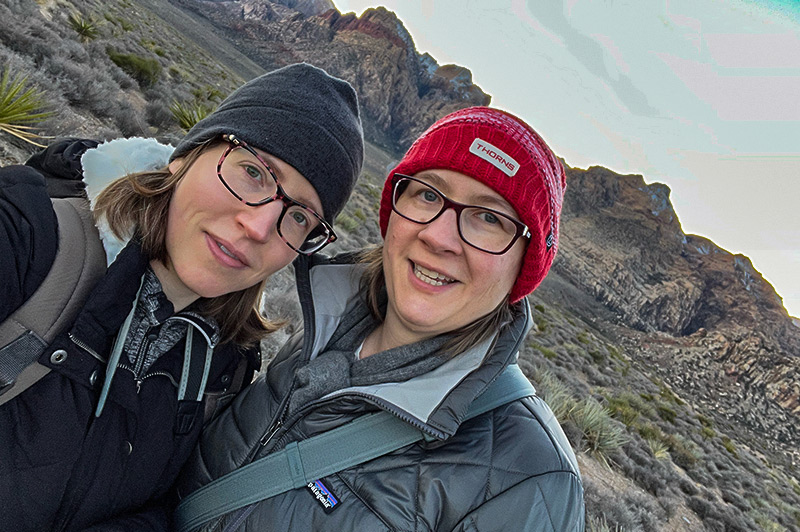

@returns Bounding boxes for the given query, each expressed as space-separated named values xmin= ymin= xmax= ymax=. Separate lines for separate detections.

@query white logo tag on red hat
xmin=469 ymin=138 xmax=519 ymax=177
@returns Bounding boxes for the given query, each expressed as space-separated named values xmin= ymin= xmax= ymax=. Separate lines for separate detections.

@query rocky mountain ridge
xmin=172 ymin=0 xmax=490 ymax=153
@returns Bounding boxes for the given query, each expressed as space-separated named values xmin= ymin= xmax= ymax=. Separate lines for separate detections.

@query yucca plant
xmin=68 ymin=11 xmax=100 ymax=42
xmin=170 ymin=100 xmax=212 ymax=131
xmin=569 ymin=398 xmax=628 ymax=467
xmin=530 ymin=367 xmax=576 ymax=422
xmin=588 ymin=514 xmax=625 ymax=532
xmin=0 ymin=69 xmax=53 ymax=147
xmin=645 ymin=437 xmax=669 ymax=460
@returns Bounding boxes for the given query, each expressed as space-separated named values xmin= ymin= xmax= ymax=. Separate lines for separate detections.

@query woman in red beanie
xmin=175 ymin=107 xmax=585 ymax=532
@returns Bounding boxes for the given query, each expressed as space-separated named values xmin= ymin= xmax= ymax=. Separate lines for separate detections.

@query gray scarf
xmin=288 ymin=297 xmax=452 ymax=414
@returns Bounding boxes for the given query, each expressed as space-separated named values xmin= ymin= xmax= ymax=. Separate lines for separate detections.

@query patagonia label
xmin=469 ymin=138 xmax=519 ymax=177
xmin=306 ymin=479 xmax=340 ymax=513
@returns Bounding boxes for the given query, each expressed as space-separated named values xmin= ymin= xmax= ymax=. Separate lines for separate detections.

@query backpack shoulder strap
xmin=0 ymin=197 xmax=106 ymax=405
xmin=174 ymin=364 xmax=536 ymax=532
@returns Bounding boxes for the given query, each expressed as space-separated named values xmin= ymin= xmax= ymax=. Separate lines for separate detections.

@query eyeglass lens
xmin=219 ymin=146 xmax=329 ymax=253
xmin=393 ymin=177 xmax=521 ymax=253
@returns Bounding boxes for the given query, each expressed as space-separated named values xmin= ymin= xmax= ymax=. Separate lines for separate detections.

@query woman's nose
xmin=236 ymin=201 xmax=283 ymax=243
xmin=417 ymin=208 xmax=463 ymax=253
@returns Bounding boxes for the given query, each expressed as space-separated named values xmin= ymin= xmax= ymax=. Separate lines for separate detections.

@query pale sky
xmin=335 ymin=0 xmax=800 ymax=318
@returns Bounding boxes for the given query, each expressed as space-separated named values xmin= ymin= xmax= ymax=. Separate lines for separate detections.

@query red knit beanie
xmin=379 ymin=106 xmax=566 ymax=303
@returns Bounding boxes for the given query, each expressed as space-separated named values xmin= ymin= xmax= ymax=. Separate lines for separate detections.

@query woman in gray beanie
xmin=0 ymin=63 xmax=363 ymax=531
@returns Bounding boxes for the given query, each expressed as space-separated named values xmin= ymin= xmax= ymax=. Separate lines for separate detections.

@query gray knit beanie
xmin=171 ymin=63 xmax=364 ymax=223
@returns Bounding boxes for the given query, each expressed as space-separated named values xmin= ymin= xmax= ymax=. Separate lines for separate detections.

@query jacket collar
xmin=291 ymin=253 xmax=532 ymax=439
xmin=70 ymin=239 xmax=150 ymax=355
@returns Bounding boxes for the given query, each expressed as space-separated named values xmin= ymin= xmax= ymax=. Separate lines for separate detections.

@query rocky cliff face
xmin=554 ymin=164 xmax=800 ymax=453
xmin=172 ymin=0 xmax=490 ymax=153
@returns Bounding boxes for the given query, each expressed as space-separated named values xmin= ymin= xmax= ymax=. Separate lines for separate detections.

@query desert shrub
xmin=530 ymin=341 xmax=558 ymax=360
xmin=686 ymin=466 xmax=715 ymax=488
xmin=589 ymin=350 xmax=605 ymax=364
xmin=750 ymin=511 xmax=785 ymax=532
xmin=584 ymin=479 xmax=662 ymax=532
xmin=335 ymin=212 xmax=359 ymax=233
xmin=191 ymin=85 xmax=225 ymax=103
xmin=605 ymin=393 xmax=646 ymax=426
xmin=636 ymin=421 xmax=664 ymax=442
xmin=701 ymin=425 xmax=716 ymax=440
xmin=631 ymin=463 xmax=668 ymax=496
xmin=721 ymin=436 xmax=739 ymax=458
xmin=687 ymin=496 xmax=715 ymax=520
xmin=658 ymin=383 xmax=684 ymax=405
xmin=688 ymin=494 xmax=757 ymax=531
xmin=697 ymin=413 xmax=713 ymax=427
xmin=145 ymin=100 xmax=174 ymax=131
xmin=532 ymin=312 xmax=548 ymax=334
xmin=657 ymin=404 xmax=677 ymax=423
xmin=102 ymin=13 xmax=133 ymax=32
xmin=665 ymin=433 xmax=699 ymax=470
xmin=722 ymin=488 xmax=752 ymax=513
xmin=43 ymin=55 xmax=120 ymax=115
xmin=0 ymin=67 xmax=53 ymax=146
xmin=679 ymin=478 xmax=700 ymax=496
xmin=110 ymin=104 xmax=147 ymax=137
xmin=607 ymin=345 xmax=623 ymax=360
xmin=791 ymin=478 xmax=800 ymax=497
xmin=107 ymin=49 xmax=161 ymax=87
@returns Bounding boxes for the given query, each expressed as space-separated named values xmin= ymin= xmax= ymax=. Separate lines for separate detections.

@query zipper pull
xmin=136 ymin=379 xmax=142 ymax=394
xmin=260 ymin=420 xmax=283 ymax=447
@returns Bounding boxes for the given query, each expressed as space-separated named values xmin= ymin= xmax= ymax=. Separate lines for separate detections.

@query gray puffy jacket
xmin=176 ymin=255 xmax=585 ymax=531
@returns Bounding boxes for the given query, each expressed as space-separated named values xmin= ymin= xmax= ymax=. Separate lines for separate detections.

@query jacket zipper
xmin=68 ymin=333 xmax=107 ymax=363
xmin=130 ymin=328 xmax=154 ymax=393
xmin=259 ymin=419 xmax=283 ymax=447
xmin=239 ymin=387 xmax=294 ymax=465
xmin=244 ymin=390 xmax=440 ymax=467
xmin=118 ymin=363 xmax=179 ymax=390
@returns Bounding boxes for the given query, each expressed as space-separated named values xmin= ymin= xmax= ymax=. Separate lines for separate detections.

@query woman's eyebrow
xmin=415 ymin=171 xmax=448 ymax=190
xmin=260 ymin=153 xmax=324 ymax=214
xmin=471 ymin=194 xmax=516 ymax=214
xmin=416 ymin=171 xmax=517 ymax=215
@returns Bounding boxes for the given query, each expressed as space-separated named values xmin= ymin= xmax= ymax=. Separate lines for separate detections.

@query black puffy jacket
xmin=0 ymin=148 xmax=258 ymax=532
xmin=176 ymin=255 xmax=585 ymax=531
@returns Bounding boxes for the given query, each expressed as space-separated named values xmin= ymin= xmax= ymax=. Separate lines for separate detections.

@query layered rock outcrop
xmin=172 ymin=0 xmax=490 ymax=153
xmin=555 ymin=164 xmax=800 ymax=450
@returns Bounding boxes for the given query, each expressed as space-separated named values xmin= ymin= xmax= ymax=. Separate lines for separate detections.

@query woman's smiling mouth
xmin=413 ymin=262 xmax=456 ymax=286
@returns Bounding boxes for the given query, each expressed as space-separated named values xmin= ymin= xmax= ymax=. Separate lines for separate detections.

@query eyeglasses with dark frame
xmin=391 ymin=174 xmax=530 ymax=255
xmin=216 ymin=134 xmax=336 ymax=255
